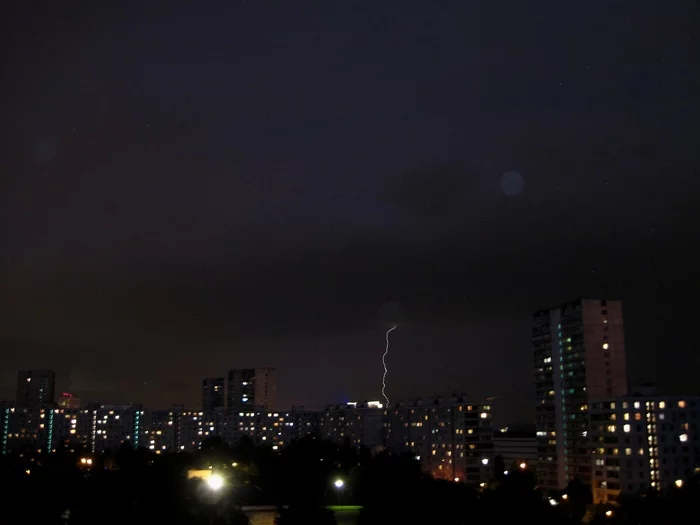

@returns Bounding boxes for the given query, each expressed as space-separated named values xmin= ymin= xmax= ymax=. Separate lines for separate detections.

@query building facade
xmin=384 ymin=396 xmax=494 ymax=486
xmin=320 ymin=401 xmax=384 ymax=450
xmin=16 ymin=370 xmax=56 ymax=408
xmin=494 ymin=429 xmax=538 ymax=470
xmin=226 ymin=368 xmax=276 ymax=410
xmin=589 ymin=395 xmax=700 ymax=504
xmin=533 ymin=299 xmax=628 ymax=490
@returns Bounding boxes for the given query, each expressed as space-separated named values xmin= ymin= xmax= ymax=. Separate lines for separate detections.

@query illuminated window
xmin=678 ymin=400 xmax=686 ymax=408
xmin=623 ymin=424 xmax=631 ymax=433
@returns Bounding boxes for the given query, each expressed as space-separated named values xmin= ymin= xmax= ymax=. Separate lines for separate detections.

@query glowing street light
xmin=519 ymin=462 xmax=527 ymax=470
xmin=333 ymin=478 xmax=345 ymax=490
xmin=206 ymin=473 xmax=224 ymax=491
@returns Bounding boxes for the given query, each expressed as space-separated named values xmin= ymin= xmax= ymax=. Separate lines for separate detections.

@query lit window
xmin=678 ymin=400 xmax=686 ymax=408
xmin=602 ymin=343 xmax=609 ymax=350
xmin=679 ymin=434 xmax=688 ymax=443
xmin=623 ymin=424 xmax=631 ymax=433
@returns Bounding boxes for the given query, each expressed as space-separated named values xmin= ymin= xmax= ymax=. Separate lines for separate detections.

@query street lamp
xmin=206 ymin=473 xmax=224 ymax=491
xmin=333 ymin=478 xmax=345 ymax=490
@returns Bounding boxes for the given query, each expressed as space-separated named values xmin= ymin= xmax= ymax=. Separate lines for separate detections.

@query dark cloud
xmin=381 ymin=164 xmax=477 ymax=220
xmin=2 ymin=0 xmax=700 ymax=422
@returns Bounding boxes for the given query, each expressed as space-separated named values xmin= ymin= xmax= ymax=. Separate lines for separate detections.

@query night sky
xmin=2 ymin=1 xmax=699 ymax=425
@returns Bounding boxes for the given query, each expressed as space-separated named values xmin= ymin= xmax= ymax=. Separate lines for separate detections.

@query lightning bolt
xmin=382 ymin=325 xmax=398 ymax=407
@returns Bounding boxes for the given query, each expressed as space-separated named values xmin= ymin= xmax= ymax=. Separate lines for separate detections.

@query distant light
xmin=602 ymin=343 xmax=609 ymax=350
xmin=675 ymin=479 xmax=683 ymax=488
xmin=206 ymin=474 xmax=224 ymax=491
xmin=479 ymin=482 xmax=486 ymax=488
xmin=503 ymin=470 xmax=509 ymax=475
xmin=333 ymin=479 xmax=345 ymax=489
xmin=26 ymin=377 xmax=31 ymax=382
xmin=562 ymin=493 xmax=568 ymax=500
xmin=549 ymin=498 xmax=558 ymax=506
xmin=679 ymin=434 xmax=688 ymax=443
xmin=519 ymin=462 xmax=527 ymax=469
xmin=605 ymin=510 xmax=613 ymax=518
xmin=454 ymin=477 xmax=460 ymax=482
xmin=481 ymin=458 xmax=489 ymax=465
xmin=25 ymin=469 xmax=31 ymax=475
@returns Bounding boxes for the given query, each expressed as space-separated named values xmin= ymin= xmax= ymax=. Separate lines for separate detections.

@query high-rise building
xmin=589 ymin=395 xmax=700 ymax=504
xmin=16 ymin=370 xmax=56 ymax=408
xmin=226 ymin=368 xmax=276 ymax=410
xmin=533 ymin=299 xmax=628 ymax=490
xmin=201 ymin=378 xmax=225 ymax=411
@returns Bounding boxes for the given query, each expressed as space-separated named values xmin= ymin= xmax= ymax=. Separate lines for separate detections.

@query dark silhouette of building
xmin=202 ymin=377 xmax=225 ymax=411
xmin=16 ymin=370 xmax=55 ymax=408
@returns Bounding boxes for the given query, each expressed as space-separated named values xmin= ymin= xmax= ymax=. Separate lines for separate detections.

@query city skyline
xmin=3 ymin=293 xmax=699 ymax=424
xmin=2 ymin=1 xmax=700 ymax=424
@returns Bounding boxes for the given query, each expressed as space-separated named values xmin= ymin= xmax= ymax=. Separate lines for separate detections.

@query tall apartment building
xmin=226 ymin=368 xmax=276 ymax=410
xmin=202 ymin=378 xmax=225 ymax=411
xmin=533 ymin=299 xmax=628 ymax=490
xmin=589 ymin=395 xmax=700 ymax=504
xmin=384 ymin=395 xmax=494 ymax=486
xmin=16 ymin=370 xmax=56 ymax=408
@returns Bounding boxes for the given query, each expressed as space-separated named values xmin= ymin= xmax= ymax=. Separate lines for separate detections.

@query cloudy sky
xmin=2 ymin=1 xmax=699 ymax=424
